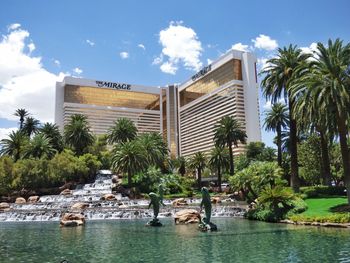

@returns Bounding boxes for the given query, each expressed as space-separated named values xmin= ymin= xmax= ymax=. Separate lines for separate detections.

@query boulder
xmin=60 ymin=189 xmax=72 ymax=195
xmin=0 ymin=202 xmax=10 ymax=211
xmin=28 ymin=196 xmax=40 ymax=203
xmin=174 ymin=209 xmax=201 ymax=224
xmin=60 ymin=213 xmax=85 ymax=227
xmin=112 ymin=175 xmax=119 ymax=184
xmin=15 ymin=197 xmax=26 ymax=204
xmin=118 ymin=204 xmax=129 ymax=209
xmin=211 ymin=197 xmax=221 ymax=204
xmin=71 ymin=202 xmax=89 ymax=210
xmin=101 ymin=193 xmax=116 ymax=201
xmin=172 ymin=198 xmax=188 ymax=207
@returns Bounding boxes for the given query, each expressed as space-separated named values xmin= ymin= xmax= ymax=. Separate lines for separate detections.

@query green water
xmin=0 ymin=218 xmax=349 ymax=263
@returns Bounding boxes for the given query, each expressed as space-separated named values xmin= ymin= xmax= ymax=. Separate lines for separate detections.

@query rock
xmin=101 ymin=193 xmax=115 ymax=201
xmin=211 ymin=197 xmax=221 ymax=204
xmin=60 ymin=189 xmax=72 ymax=195
xmin=15 ymin=197 xmax=26 ymax=204
xmin=112 ymin=175 xmax=120 ymax=184
xmin=174 ymin=209 xmax=201 ymax=224
xmin=172 ymin=198 xmax=188 ymax=207
xmin=27 ymin=196 xmax=40 ymax=203
xmin=0 ymin=202 xmax=10 ymax=211
xmin=60 ymin=213 xmax=85 ymax=227
xmin=118 ymin=204 xmax=129 ymax=209
xmin=71 ymin=202 xmax=89 ymax=210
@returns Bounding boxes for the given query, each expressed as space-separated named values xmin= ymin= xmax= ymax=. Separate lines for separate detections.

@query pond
xmin=0 ymin=218 xmax=349 ymax=263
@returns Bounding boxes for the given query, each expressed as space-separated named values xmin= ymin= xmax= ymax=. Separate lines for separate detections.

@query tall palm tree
xmin=111 ymin=141 xmax=147 ymax=188
xmin=0 ymin=130 xmax=28 ymax=161
xmin=174 ymin=156 xmax=187 ymax=176
xmin=264 ymin=103 xmax=289 ymax=167
xmin=138 ymin=132 xmax=168 ymax=168
xmin=40 ymin=122 xmax=64 ymax=152
xmin=188 ymin=151 xmax=207 ymax=189
xmin=261 ymin=44 xmax=310 ymax=192
xmin=24 ymin=134 xmax=56 ymax=159
xmin=107 ymin=118 xmax=137 ymax=144
xmin=291 ymin=39 xmax=350 ymax=202
xmin=214 ymin=116 xmax=247 ymax=176
xmin=208 ymin=146 xmax=230 ymax=192
xmin=14 ymin=108 xmax=29 ymax=129
xmin=22 ymin=117 xmax=40 ymax=137
xmin=64 ymin=114 xmax=94 ymax=156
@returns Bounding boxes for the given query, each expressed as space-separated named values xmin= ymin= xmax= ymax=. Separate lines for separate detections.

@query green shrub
xmin=300 ymin=186 xmax=346 ymax=198
xmin=289 ymin=213 xmax=350 ymax=223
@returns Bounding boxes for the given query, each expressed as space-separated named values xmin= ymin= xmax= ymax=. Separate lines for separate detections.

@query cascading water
xmin=0 ymin=171 xmax=246 ymax=222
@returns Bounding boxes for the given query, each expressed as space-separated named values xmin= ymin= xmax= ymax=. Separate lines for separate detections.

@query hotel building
xmin=55 ymin=49 xmax=260 ymax=158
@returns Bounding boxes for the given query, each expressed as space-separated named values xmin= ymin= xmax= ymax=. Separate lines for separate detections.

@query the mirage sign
xmin=96 ymin=81 xmax=131 ymax=90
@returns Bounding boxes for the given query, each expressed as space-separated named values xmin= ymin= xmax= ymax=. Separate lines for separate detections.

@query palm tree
xmin=208 ymin=146 xmax=230 ymax=192
xmin=290 ymin=39 xmax=350 ymax=202
xmin=214 ymin=116 xmax=247 ymax=176
xmin=22 ymin=117 xmax=40 ymax=137
xmin=188 ymin=151 xmax=207 ymax=189
xmin=40 ymin=122 xmax=64 ymax=152
xmin=261 ymin=44 xmax=310 ymax=192
xmin=174 ymin=156 xmax=187 ymax=176
xmin=0 ymin=130 xmax=28 ymax=161
xmin=24 ymin=134 xmax=56 ymax=159
xmin=111 ymin=141 xmax=147 ymax=188
xmin=138 ymin=132 xmax=168 ymax=168
xmin=64 ymin=114 xmax=94 ymax=156
xmin=14 ymin=108 xmax=29 ymax=129
xmin=264 ymin=103 xmax=289 ymax=167
xmin=107 ymin=118 xmax=137 ymax=144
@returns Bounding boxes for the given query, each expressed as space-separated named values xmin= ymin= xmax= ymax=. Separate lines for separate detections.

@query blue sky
xmin=0 ymin=0 xmax=349 ymax=146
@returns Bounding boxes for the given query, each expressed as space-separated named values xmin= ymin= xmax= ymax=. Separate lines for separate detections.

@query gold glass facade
xmin=64 ymin=85 xmax=160 ymax=110
xmin=179 ymin=59 xmax=242 ymax=107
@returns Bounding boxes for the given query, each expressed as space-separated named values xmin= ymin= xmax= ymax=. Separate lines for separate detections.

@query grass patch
xmin=301 ymin=197 xmax=348 ymax=217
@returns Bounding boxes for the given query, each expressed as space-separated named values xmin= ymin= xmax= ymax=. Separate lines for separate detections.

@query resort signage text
xmin=191 ymin=65 xmax=212 ymax=81
xmin=96 ymin=81 xmax=131 ymax=90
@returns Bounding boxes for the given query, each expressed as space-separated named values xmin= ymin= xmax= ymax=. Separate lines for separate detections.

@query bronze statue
xmin=199 ymin=187 xmax=217 ymax=231
xmin=146 ymin=185 xmax=165 ymax=227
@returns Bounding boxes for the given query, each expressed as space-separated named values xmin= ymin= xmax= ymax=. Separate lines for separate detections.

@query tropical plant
xmin=208 ymin=146 xmax=230 ymax=192
xmin=107 ymin=118 xmax=137 ymax=144
xmin=24 ymin=134 xmax=56 ymax=159
xmin=0 ymin=130 xmax=28 ymax=161
xmin=290 ymin=39 xmax=350 ymax=203
xmin=137 ymin=132 xmax=168 ymax=168
xmin=173 ymin=156 xmax=187 ymax=176
xmin=214 ymin=115 xmax=247 ymax=175
xmin=22 ymin=117 xmax=40 ymax=137
xmin=111 ymin=140 xmax=147 ymax=188
xmin=264 ymin=103 xmax=289 ymax=166
xmin=261 ymin=44 xmax=310 ymax=192
xmin=14 ymin=108 xmax=29 ymax=130
xmin=64 ymin=114 xmax=94 ymax=156
xmin=188 ymin=151 xmax=207 ymax=189
xmin=39 ymin=122 xmax=64 ymax=152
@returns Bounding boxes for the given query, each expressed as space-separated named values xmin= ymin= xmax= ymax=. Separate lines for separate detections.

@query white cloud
xmin=231 ymin=42 xmax=250 ymax=52
xmin=86 ymin=39 xmax=95 ymax=46
xmin=152 ymin=54 xmax=163 ymax=65
xmin=73 ymin=67 xmax=83 ymax=75
xmin=138 ymin=44 xmax=145 ymax=50
xmin=0 ymin=24 xmax=66 ymax=123
xmin=7 ymin=23 xmax=21 ymax=31
xmin=54 ymin=59 xmax=60 ymax=66
xmin=160 ymin=62 xmax=177 ymax=75
xmin=155 ymin=21 xmax=203 ymax=74
xmin=120 ymin=51 xmax=129 ymax=59
xmin=252 ymin=34 xmax=278 ymax=50
xmin=28 ymin=43 xmax=35 ymax=53
xmin=257 ymin=57 xmax=271 ymax=71
xmin=300 ymin=42 xmax=318 ymax=55
xmin=207 ymin=58 xmax=213 ymax=65
xmin=0 ymin=127 xmax=18 ymax=140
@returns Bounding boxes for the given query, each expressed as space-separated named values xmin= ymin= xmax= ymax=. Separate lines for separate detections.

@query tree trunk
xmin=288 ymin=99 xmax=300 ymax=192
xmin=319 ymin=129 xmax=332 ymax=186
xmin=127 ymin=168 xmax=132 ymax=188
xmin=228 ymin=141 xmax=234 ymax=176
xmin=277 ymin=125 xmax=282 ymax=167
xmin=197 ymin=167 xmax=202 ymax=190
xmin=336 ymin=112 xmax=350 ymax=204
xmin=218 ymin=165 xmax=222 ymax=193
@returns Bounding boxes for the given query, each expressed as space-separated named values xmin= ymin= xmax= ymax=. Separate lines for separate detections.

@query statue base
xmin=198 ymin=222 xmax=217 ymax=232
xmin=146 ymin=218 xmax=162 ymax=227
